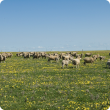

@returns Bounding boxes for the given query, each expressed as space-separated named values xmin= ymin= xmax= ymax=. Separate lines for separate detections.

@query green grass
xmin=0 ymin=51 xmax=110 ymax=110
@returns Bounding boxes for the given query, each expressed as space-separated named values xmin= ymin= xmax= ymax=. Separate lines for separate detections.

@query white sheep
xmin=71 ymin=57 xmax=81 ymax=68
xmin=76 ymin=53 xmax=83 ymax=58
xmin=62 ymin=60 xmax=71 ymax=69
xmin=48 ymin=55 xmax=59 ymax=62
xmin=62 ymin=54 xmax=72 ymax=60
xmin=84 ymin=56 xmax=96 ymax=65
xmin=92 ymin=54 xmax=100 ymax=60
xmin=85 ymin=53 xmax=92 ymax=57
xmin=24 ymin=53 xmax=30 ymax=58
xmin=0 ymin=54 xmax=6 ymax=63
xmin=71 ymin=52 xmax=77 ymax=57
xmin=99 ymin=56 xmax=105 ymax=61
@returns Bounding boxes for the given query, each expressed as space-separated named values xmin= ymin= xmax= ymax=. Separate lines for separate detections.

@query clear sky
xmin=0 ymin=0 xmax=110 ymax=52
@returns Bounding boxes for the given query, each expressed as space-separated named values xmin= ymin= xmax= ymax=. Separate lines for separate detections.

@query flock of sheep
xmin=0 ymin=51 xmax=110 ymax=68
xmin=0 ymin=53 xmax=13 ymax=63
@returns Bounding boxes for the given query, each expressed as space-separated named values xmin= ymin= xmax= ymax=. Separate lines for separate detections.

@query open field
xmin=0 ymin=50 xmax=110 ymax=110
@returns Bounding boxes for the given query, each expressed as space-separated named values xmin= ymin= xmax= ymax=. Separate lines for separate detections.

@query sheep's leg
xmin=73 ymin=64 xmax=74 ymax=68
xmin=67 ymin=64 xmax=68 ymax=68
xmin=62 ymin=64 xmax=64 ymax=69
xmin=56 ymin=59 xmax=58 ymax=63
xmin=84 ymin=62 xmax=86 ymax=65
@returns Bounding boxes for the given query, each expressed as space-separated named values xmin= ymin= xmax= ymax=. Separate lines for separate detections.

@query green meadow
xmin=0 ymin=51 xmax=110 ymax=110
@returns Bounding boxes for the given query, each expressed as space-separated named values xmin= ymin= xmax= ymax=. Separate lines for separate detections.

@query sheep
xmin=106 ymin=59 xmax=110 ymax=68
xmin=53 ymin=53 xmax=59 ymax=57
xmin=71 ymin=52 xmax=77 ymax=57
xmin=33 ymin=52 xmax=41 ymax=59
xmin=92 ymin=54 xmax=100 ymax=60
xmin=69 ymin=52 xmax=77 ymax=54
xmin=48 ymin=55 xmax=59 ymax=62
xmin=62 ymin=60 xmax=71 ymax=69
xmin=53 ymin=53 xmax=58 ymax=56
xmin=59 ymin=53 xmax=65 ymax=59
xmin=62 ymin=55 xmax=70 ymax=60
xmin=41 ymin=54 xmax=47 ymax=59
xmin=0 ymin=54 xmax=6 ymax=63
xmin=85 ymin=53 xmax=92 ymax=57
xmin=76 ymin=53 xmax=83 ymax=58
xmin=44 ymin=54 xmax=51 ymax=59
xmin=39 ymin=52 xmax=46 ymax=58
xmin=22 ymin=52 xmax=30 ymax=56
xmin=29 ymin=52 xmax=35 ymax=57
xmin=62 ymin=54 xmax=72 ymax=60
xmin=16 ymin=52 xmax=23 ymax=57
xmin=99 ymin=56 xmax=105 ymax=61
xmin=6 ymin=53 xmax=13 ymax=58
xmin=71 ymin=57 xmax=81 ymax=68
xmin=1 ymin=53 xmax=8 ymax=58
xmin=24 ymin=53 xmax=30 ymax=58
xmin=83 ymin=56 xmax=96 ymax=65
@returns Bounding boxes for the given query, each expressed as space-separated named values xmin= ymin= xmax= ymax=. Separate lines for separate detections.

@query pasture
xmin=0 ymin=50 xmax=110 ymax=110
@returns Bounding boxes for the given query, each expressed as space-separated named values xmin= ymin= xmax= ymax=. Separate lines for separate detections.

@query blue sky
xmin=0 ymin=0 xmax=110 ymax=52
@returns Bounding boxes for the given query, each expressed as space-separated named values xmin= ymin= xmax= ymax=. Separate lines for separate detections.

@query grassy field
xmin=0 ymin=50 xmax=110 ymax=110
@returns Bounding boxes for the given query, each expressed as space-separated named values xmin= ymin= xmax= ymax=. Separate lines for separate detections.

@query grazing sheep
xmin=6 ymin=53 xmax=13 ymax=58
xmin=71 ymin=52 xmax=77 ymax=57
xmin=39 ymin=52 xmax=46 ymax=58
xmin=44 ymin=54 xmax=50 ymax=59
xmin=106 ymin=59 xmax=110 ymax=68
xmin=48 ymin=55 xmax=59 ymax=62
xmin=53 ymin=53 xmax=60 ymax=58
xmin=59 ymin=53 xmax=65 ymax=59
xmin=76 ymin=53 xmax=83 ymax=58
xmin=22 ymin=52 xmax=30 ymax=56
xmin=62 ymin=54 xmax=71 ymax=60
xmin=92 ymin=54 xmax=100 ymax=60
xmin=33 ymin=52 xmax=41 ymax=59
xmin=0 ymin=54 xmax=6 ymax=63
xmin=16 ymin=52 xmax=23 ymax=57
xmin=24 ymin=53 xmax=30 ymax=58
xmin=62 ymin=60 xmax=71 ymax=69
xmin=84 ymin=56 xmax=96 ymax=65
xmin=53 ymin=53 xmax=58 ymax=56
xmin=70 ymin=52 xmax=77 ymax=54
xmin=71 ymin=57 xmax=81 ymax=68
xmin=29 ymin=52 xmax=35 ymax=57
xmin=41 ymin=54 xmax=47 ymax=59
xmin=99 ymin=56 xmax=105 ymax=61
xmin=1 ymin=53 xmax=8 ymax=58
xmin=85 ymin=53 xmax=92 ymax=57
xmin=62 ymin=55 xmax=70 ymax=60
